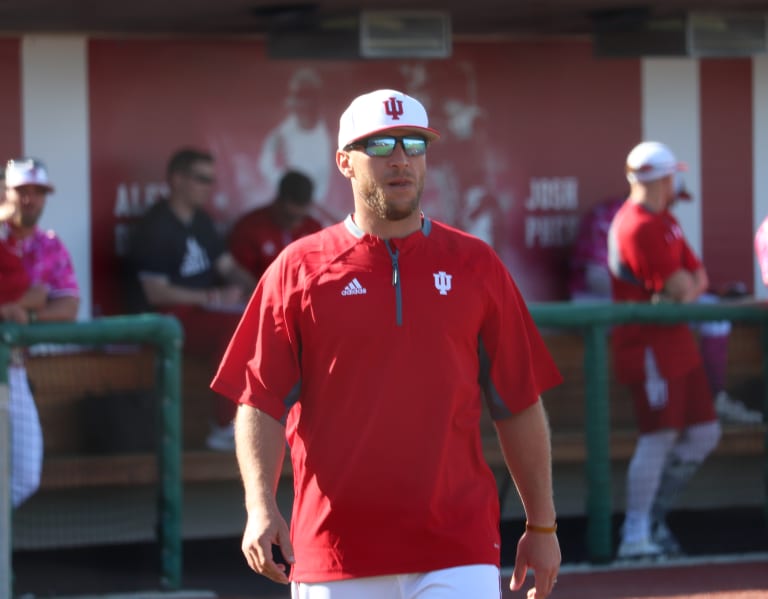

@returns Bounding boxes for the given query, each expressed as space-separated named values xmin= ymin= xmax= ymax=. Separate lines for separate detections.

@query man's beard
xmin=19 ymin=210 xmax=40 ymax=229
xmin=362 ymin=181 xmax=422 ymax=222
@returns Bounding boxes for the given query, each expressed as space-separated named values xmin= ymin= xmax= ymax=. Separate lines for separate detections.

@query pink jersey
xmin=212 ymin=215 xmax=562 ymax=582
xmin=2 ymin=224 xmax=79 ymax=299
xmin=569 ymin=196 xmax=624 ymax=298
xmin=755 ymin=216 xmax=768 ymax=287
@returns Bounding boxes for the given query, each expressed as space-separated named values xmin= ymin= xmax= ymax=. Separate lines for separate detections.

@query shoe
xmin=206 ymin=422 xmax=235 ymax=451
xmin=652 ymin=521 xmax=683 ymax=556
xmin=617 ymin=537 xmax=664 ymax=560
xmin=715 ymin=392 xmax=763 ymax=425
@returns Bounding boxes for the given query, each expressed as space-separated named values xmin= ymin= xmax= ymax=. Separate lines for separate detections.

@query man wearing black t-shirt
xmin=131 ymin=147 xmax=255 ymax=450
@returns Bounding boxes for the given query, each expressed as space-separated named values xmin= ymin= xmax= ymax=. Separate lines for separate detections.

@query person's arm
xmin=16 ymin=284 xmax=47 ymax=310
xmin=36 ymin=295 xmax=79 ymax=322
xmin=216 ymin=252 xmax=257 ymax=292
xmin=497 ymin=400 xmax=560 ymax=598
xmin=658 ymin=265 xmax=708 ymax=304
xmin=0 ymin=284 xmax=47 ymax=323
xmin=235 ymin=404 xmax=294 ymax=584
xmin=139 ymin=275 xmax=210 ymax=307
xmin=0 ymin=284 xmax=49 ymax=324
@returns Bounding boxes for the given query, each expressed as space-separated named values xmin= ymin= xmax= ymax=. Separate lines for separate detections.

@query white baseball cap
xmin=338 ymin=89 xmax=440 ymax=150
xmin=5 ymin=158 xmax=54 ymax=191
xmin=625 ymin=141 xmax=687 ymax=184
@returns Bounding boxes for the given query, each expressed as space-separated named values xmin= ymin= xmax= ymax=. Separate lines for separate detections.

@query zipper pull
xmin=386 ymin=240 xmax=399 ymax=286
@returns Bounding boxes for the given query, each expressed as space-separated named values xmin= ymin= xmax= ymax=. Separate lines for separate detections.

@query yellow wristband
xmin=525 ymin=521 xmax=557 ymax=534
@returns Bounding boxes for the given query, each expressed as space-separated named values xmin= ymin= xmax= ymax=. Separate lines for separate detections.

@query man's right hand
xmin=216 ymin=284 xmax=246 ymax=307
xmin=241 ymin=507 xmax=295 ymax=584
xmin=0 ymin=302 xmax=29 ymax=324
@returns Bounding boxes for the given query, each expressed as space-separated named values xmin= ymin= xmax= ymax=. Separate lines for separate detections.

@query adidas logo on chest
xmin=341 ymin=277 xmax=367 ymax=296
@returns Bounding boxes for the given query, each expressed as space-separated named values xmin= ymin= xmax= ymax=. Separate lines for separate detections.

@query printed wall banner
xmin=0 ymin=38 xmax=22 ymax=169
xmin=89 ymin=38 xmax=642 ymax=315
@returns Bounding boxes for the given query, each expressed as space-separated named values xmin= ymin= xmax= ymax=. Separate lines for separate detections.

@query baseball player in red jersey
xmin=228 ymin=170 xmax=322 ymax=282
xmin=608 ymin=141 xmax=721 ymax=560
xmin=212 ymin=89 xmax=563 ymax=598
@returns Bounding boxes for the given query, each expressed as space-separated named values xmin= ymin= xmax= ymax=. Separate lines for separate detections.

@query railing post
xmin=761 ymin=322 xmax=768 ymax=526
xmin=0 ymin=342 xmax=11 ymax=599
xmin=0 ymin=315 xmax=184 ymax=593
xmin=583 ymin=323 xmax=613 ymax=563
xmin=157 ymin=320 xmax=183 ymax=590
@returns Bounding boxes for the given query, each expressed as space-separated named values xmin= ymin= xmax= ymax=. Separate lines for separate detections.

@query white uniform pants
xmin=291 ymin=564 xmax=501 ymax=599
xmin=9 ymin=364 xmax=43 ymax=507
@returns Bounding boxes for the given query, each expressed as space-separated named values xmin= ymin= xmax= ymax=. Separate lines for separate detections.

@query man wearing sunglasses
xmin=212 ymin=89 xmax=562 ymax=598
xmin=129 ymin=147 xmax=255 ymax=451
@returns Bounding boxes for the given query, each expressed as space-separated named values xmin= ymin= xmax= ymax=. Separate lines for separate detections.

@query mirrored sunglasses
xmin=346 ymin=135 xmax=428 ymax=157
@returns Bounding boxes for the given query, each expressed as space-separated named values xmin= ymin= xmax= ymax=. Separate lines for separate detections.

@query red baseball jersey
xmin=212 ymin=215 xmax=562 ymax=582
xmin=608 ymin=201 xmax=702 ymax=383
xmin=229 ymin=204 xmax=322 ymax=281
xmin=0 ymin=241 xmax=30 ymax=304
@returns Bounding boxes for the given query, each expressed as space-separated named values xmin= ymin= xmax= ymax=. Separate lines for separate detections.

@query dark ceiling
xmin=0 ymin=1 xmax=767 ymax=37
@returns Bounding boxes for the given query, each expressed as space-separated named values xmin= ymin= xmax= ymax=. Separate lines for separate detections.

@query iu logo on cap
xmin=383 ymin=97 xmax=404 ymax=120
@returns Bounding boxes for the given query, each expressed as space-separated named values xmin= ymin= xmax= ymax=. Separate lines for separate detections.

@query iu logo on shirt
xmin=433 ymin=271 xmax=452 ymax=295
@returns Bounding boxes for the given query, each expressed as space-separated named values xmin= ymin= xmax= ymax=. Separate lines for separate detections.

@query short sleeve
xmin=211 ymin=252 xmax=301 ymax=422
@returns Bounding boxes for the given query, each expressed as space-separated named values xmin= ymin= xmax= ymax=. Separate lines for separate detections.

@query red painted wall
xmin=88 ymin=38 xmax=642 ymax=314
xmin=0 ymin=38 xmax=22 ymax=162
xmin=700 ymin=59 xmax=753 ymax=293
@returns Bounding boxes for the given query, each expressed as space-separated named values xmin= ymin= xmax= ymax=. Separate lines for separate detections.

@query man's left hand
xmin=509 ymin=530 xmax=561 ymax=598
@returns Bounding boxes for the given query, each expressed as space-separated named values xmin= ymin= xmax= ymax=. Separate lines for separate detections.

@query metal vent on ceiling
xmin=360 ymin=11 xmax=452 ymax=59
xmin=593 ymin=11 xmax=767 ymax=58
xmin=688 ymin=13 xmax=767 ymax=57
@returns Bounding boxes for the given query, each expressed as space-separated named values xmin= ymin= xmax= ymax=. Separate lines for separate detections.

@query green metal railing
xmin=0 ymin=314 xmax=183 ymax=598
xmin=528 ymin=301 xmax=768 ymax=563
xmin=1 ymin=303 xmax=766 ymax=588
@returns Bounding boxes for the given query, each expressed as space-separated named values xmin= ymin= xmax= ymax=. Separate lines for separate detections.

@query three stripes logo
xmin=341 ymin=278 xmax=367 ymax=296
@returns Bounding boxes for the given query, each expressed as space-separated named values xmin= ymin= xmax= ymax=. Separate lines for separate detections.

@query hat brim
xmin=7 ymin=181 xmax=54 ymax=192
xmin=343 ymin=125 xmax=441 ymax=149
xmin=628 ymin=162 xmax=688 ymax=184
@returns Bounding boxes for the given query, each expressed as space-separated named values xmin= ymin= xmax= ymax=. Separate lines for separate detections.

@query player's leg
xmin=619 ymin=349 xmax=683 ymax=559
xmin=619 ymin=428 xmax=676 ymax=558
xmin=9 ymin=364 xmax=43 ymax=507
xmin=694 ymin=294 xmax=761 ymax=424
xmin=651 ymin=365 xmax=721 ymax=554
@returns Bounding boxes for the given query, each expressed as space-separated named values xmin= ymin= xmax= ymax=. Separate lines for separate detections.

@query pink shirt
xmin=569 ymin=196 xmax=625 ymax=298
xmin=2 ymin=223 xmax=79 ymax=299
xmin=755 ymin=216 xmax=768 ymax=287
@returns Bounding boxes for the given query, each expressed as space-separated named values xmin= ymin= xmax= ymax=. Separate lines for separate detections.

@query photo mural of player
xmin=88 ymin=38 xmax=641 ymax=315
xmin=0 ymin=39 xmax=22 ymax=167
